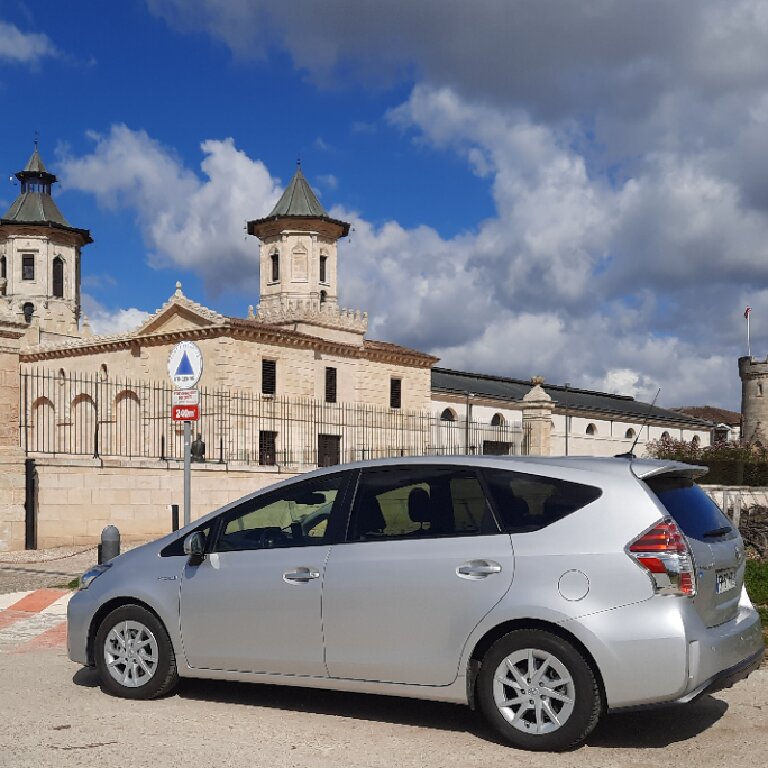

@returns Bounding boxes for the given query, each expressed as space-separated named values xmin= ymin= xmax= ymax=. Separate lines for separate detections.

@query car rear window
xmin=482 ymin=468 xmax=602 ymax=533
xmin=644 ymin=476 xmax=735 ymax=541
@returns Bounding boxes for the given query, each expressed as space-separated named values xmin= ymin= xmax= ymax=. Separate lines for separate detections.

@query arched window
xmin=586 ymin=423 xmax=597 ymax=436
xmin=490 ymin=413 xmax=505 ymax=426
xmin=100 ymin=363 xmax=108 ymax=380
xmin=320 ymin=290 xmax=328 ymax=304
xmin=661 ymin=431 xmax=670 ymax=439
xmin=30 ymin=397 xmax=55 ymax=453
xmin=22 ymin=302 xmax=35 ymax=323
xmin=115 ymin=390 xmax=141 ymax=457
xmin=440 ymin=408 xmax=456 ymax=422
xmin=625 ymin=428 xmax=636 ymax=439
xmin=72 ymin=393 xmax=96 ymax=455
xmin=691 ymin=435 xmax=701 ymax=447
xmin=52 ymin=257 xmax=64 ymax=298
xmin=270 ymin=252 xmax=279 ymax=282
xmin=320 ymin=254 xmax=328 ymax=283
xmin=0 ymin=255 xmax=6 ymax=279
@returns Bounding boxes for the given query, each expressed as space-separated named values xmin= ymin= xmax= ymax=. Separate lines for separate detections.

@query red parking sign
xmin=172 ymin=404 xmax=200 ymax=421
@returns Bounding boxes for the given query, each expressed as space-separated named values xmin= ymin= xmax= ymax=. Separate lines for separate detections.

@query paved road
xmin=1 ymin=589 xmax=766 ymax=768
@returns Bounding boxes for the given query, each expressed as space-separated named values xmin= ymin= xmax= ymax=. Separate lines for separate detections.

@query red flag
xmin=745 ymin=306 xmax=751 ymax=319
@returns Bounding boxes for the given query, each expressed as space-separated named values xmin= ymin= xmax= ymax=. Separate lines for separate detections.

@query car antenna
xmin=615 ymin=387 xmax=661 ymax=459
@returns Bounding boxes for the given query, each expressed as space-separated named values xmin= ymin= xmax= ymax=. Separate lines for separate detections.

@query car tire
xmin=476 ymin=629 xmax=602 ymax=751
xmin=94 ymin=604 xmax=179 ymax=700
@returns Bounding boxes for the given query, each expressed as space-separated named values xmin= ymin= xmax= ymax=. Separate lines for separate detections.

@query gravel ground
xmin=0 ymin=542 xmax=150 ymax=593
xmin=0 ymin=646 xmax=766 ymax=768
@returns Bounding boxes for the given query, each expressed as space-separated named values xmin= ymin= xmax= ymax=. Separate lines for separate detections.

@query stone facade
xmin=739 ymin=355 xmax=768 ymax=445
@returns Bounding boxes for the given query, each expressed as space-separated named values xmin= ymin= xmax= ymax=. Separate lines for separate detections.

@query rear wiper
xmin=702 ymin=526 xmax=732 ymax=538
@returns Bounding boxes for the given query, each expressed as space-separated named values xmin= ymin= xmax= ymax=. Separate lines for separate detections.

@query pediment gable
xmin=135 ymin=283 xmax=226 ymax=337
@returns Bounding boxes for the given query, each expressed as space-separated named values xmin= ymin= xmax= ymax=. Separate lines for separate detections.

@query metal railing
xmin=19 ymin=369 xmax=528 ymax=468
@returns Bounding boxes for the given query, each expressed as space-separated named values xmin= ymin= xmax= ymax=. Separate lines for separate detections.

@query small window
xmin=440 ymin=408 xmax=456 ymax=422
xmin=691 ymin=435 xmax=700 ymax=447
xmin=320 ymin=290 xmax=328 ymax=304
xmin=270 ymin=252 xmax=279 ymax=282
xmin=217 ymin=472 xmax=346 ymax=551
xmin=52 ymin=256 xmax=64 ymax=298
xmin=625 ymin=428 xmax=636 ymax=439
xmin=262 ymin=359 xmax=277 ymax=395
xmin=758 ymin=384 xmax=763 ymax=397
xmin=22 ymin=302 xmax=35 ymax=323
xmin=586 ymin=423 xmax=596 ymax=436
xmin=483 ymin=468 xmax=602 ymax=533
xmin=390 ymin=378 xmax=402 ymax=409
xmin=347 ymin=467 xmax=499 ymax=542
xmin=0 ymin=255 xmax=6 ymax=279
xmin=661 ymin=430 xmax=670 ymax=439
xmin=22 ymin=254 xmax=35 ymax=280
xmin=325 ymin=366 xmax=337 ymax=403
xmin=259 ymin=430 xmax=277 ymax=466
xmin=320 ymin=254 xmax=328 ymax=283
xmin=491 ymin=413 xmax=505 ymax=427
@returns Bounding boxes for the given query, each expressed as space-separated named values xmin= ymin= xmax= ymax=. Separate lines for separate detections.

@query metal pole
xmin=564 ymin=383 xmax=570 ymax=456
xmin=183 ymin=420 xmax=191 ymax=525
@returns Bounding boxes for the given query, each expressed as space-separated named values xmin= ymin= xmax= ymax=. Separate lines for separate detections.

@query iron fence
xmin=19 ymin=369 xmax=528 ymax=468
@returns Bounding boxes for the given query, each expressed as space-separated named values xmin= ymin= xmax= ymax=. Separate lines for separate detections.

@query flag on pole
xmin=745 ymin=306 xmax=751 ymax=319
xmin=745 ymin=306 xmax=752 ymax=357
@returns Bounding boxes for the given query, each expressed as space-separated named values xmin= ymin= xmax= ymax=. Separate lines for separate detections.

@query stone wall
xmin=31 ymin=457 xmax=300 ymax=548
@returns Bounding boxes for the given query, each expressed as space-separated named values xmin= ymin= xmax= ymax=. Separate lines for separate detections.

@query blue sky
xmin=3 ymin=1 xmax=768 ymax=410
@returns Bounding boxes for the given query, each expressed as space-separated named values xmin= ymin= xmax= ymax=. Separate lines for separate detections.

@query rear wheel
xmin=95 ymin=605 xmax=178 ymax=700
xmin=477 ymin=630 xmax=602 ymax=751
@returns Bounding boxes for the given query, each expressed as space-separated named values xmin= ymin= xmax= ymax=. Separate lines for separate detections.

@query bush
xmin=646 ymin=437 xmax=768 ymax=486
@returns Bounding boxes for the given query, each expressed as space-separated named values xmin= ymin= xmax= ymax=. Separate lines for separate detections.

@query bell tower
xmin=247 ymin=164 xmax=367 ymax=345
xmin=0 ymin=143 xmax=92 ymax=343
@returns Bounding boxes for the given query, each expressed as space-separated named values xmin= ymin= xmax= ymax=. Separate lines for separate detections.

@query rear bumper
xmin=683 ymin=646 xmax=764 ymax=702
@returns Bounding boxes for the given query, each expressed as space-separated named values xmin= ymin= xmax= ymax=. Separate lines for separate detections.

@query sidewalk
xmin=0 ymin=547 xmax=97 ymax=594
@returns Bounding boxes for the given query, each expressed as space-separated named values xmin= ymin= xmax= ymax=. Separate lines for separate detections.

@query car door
xmin=178 ymin=470 xmax=350 ymax=676
xmin=322 ymin=465 xmax=515 ymax=686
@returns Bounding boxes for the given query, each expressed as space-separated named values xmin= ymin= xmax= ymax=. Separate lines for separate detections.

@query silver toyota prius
xmin=67 ymin=455 xmax=764 ymax=751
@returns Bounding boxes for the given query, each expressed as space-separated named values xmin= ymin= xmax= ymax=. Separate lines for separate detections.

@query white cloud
xmin=60 ymin=125 xmax=281 ymax=295
xmin=0 ymin=21 xmax=57 ymax=64
xmin=81 ymin=294 xmax=150 ymax=336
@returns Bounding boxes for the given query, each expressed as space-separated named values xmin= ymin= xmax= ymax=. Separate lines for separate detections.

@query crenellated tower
xmin=247 ymin=164 xmax=367 ymax=345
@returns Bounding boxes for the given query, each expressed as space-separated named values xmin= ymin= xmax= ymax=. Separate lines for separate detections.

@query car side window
xmin=216 ymin=473 xmax=345 ymax=552
xmin=482 ymin=468 xmax=601 ymax=533
xmin=347 ymin=467 xmax=499 ymax=542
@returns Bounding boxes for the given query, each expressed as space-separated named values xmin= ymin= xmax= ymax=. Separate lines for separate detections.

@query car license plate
xmin=715 ymin=568 xmax=737 ymax=594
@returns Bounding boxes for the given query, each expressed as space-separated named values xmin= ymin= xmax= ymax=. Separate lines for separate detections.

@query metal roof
xmin=432 ymin=367 xmax=714 ymax=427
xmin=23 ymin=147 xmax=49 ymax=175
xmin=3 ymin=190 xmax=70 ymax=227
xmin=268 ymin=166 xmax=327 ymax=218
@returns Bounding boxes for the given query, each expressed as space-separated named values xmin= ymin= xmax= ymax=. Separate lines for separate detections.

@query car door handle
xmin=456 ymin=560 xmax=502 ymax=579
xmin=283 ymin=567 xmax=321 ymax=584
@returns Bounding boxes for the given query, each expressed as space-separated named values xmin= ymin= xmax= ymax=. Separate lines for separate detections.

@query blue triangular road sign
xmin=175 ymin=352 xmax=194 ymax=376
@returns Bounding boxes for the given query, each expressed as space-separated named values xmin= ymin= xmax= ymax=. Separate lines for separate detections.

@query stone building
xmin=739 ymin=355 xmax=768 ymax=445
xmin=1 ymin=145 xmax=92 ymax=343
xmin=0 ymin=147 xmax=717 ymax=550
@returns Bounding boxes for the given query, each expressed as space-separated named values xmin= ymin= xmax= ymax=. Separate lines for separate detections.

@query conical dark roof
xmin=1 ymin=146 xmax=92 ymax=243
xmin=267 ymin=166 xmax=327 ymax=217
xmin=248 ymin=164 xmax=350 ymax=239
xmin=23 ymin=147 xmax=49 ymax=175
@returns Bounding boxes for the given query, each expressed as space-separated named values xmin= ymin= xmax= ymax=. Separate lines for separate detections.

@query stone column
xmin=0 ymin=313 xmax=27 ymax=551
xmin=522 ymin=376 xmax=554 ymax=456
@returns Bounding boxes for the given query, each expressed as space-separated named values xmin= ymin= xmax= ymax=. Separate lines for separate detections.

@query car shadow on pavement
xmin=587 ymin=696 xmax=729 ymax=748
xmin=70 ymin=671 xmax=730 ymax=749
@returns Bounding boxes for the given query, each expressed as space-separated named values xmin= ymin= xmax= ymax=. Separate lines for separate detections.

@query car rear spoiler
xmin=629 ymin=461 xmax=709 ymax=482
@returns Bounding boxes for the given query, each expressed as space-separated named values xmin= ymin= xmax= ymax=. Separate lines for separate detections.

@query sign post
xmin=168 ymin=341 xmax=203 ymax=526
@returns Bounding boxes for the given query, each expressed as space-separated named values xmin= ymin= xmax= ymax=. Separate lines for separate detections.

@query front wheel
xmin=94 ymin=605 xmax=179 ymax=700
xmin=476 ymin=630 xmax=602 ymax=751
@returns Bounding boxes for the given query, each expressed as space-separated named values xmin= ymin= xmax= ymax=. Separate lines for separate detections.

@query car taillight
xmin=627 ymin=519 xmax=696 ymax=597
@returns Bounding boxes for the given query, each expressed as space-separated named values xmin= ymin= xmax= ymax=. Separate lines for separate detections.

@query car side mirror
xmin=183 ymin=531 xmax=206 ymax=565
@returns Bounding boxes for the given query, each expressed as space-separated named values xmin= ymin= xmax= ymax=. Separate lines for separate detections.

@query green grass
xmin=745 ymin=561 xmax=768 ymax=646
